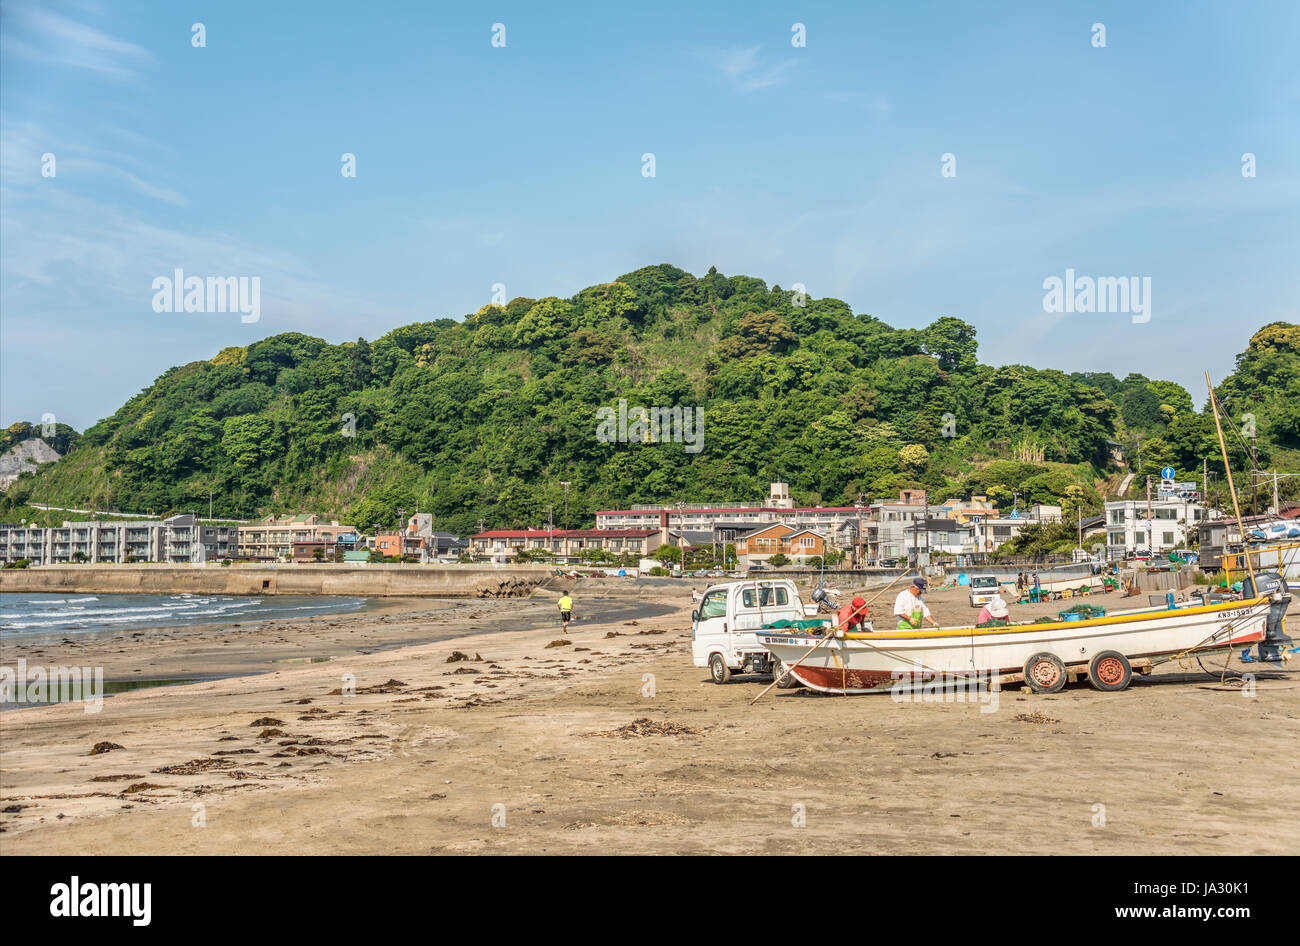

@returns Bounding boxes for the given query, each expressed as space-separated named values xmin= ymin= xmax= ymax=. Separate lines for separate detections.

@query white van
xmin=968 ymin=575 xmax=1001 ymax=608
xmin=691 ymin=579 xmax=812 ymax=684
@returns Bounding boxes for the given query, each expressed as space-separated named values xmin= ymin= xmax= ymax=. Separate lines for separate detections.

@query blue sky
xmin=2 ymin=0 xmax=1296 ymax=431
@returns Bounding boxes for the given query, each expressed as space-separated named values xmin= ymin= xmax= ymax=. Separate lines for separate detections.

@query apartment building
xmin=469 ymin=528 xmax=662 ymax=562
xmin=238 ymin=515 xmax=357 ymax=562
xmin=0 ymin=515 xmax=237 ymax=564
xmin=594 ymin=482 xmax=870 ymax=547
xmin=1104 ymin=497 xmax=1210 ymax=558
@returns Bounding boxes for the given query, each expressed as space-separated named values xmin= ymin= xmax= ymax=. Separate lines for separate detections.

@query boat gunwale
xmin=754 ymin=595 xmax=1270 ymax=642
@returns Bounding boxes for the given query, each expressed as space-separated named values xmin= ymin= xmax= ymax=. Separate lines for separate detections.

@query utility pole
xmin=855 ymin=493 xmax=864 ymax=569
xmin=1250 ymin=434 xmax=1259 ymax=516
xmin=1144 ymin=473 xmax=1154 ymax=553
xmin=1273 ymin=470 xmax=1280 ymax=516
xmin=560 ymin=481 xmax=571 ymax=531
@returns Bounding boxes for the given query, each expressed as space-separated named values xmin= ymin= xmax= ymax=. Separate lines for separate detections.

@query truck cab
xmin=968 ymin=575 xmax=1000 ymax=608
xmin=691 ymin=579 xmax=810 ymax=684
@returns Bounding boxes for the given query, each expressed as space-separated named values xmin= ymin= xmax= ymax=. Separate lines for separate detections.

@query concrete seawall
xmin=0 ymin=564 xmax=559 ymax=598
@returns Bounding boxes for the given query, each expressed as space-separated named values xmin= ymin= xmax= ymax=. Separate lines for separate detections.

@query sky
xmin=1 ymin=0 xmax=1297 ymax=431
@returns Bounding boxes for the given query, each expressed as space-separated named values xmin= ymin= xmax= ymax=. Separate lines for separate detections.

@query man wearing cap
xmin=977 ymin=593 xmax=1010 ymax=627
xmin=893 ymin=577 xmax=940 ymax=630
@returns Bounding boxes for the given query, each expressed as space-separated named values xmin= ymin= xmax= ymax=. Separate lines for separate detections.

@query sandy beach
xmin=1 ymin=582 xmax=1296 ymax=855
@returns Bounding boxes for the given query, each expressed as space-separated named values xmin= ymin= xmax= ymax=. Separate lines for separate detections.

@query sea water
xmin=0 ymin=592 xmax=365 ymax=644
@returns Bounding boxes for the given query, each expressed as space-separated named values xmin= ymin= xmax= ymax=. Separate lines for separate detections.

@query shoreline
xmin=1 ymin=590 xmax=676 ymax=691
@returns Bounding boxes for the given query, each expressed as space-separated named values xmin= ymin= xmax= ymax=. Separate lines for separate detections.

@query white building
xmin=0 ymin=514 xmax=236 ymax=564
xmin=1104 ymin=498 xmax=1211 ymax=559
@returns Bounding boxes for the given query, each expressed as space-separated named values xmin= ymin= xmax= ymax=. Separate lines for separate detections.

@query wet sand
xmin=1 ymin=583 xmax=1296 ymax=855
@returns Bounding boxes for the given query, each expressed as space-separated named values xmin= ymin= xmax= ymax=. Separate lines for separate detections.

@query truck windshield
xmin=972 ymin=577 xmax=998 ymax=589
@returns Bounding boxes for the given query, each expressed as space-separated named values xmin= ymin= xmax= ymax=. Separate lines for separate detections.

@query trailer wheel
xmin=1023 ymin=652 xmax=1067 ymax=693
xmin=1088 ymin=651 xmax=1132 ymax=692
xmin=773 ymin=658 xmax=800 ymax=689
xmin=709 ymin=653 xmax=731 ymax=684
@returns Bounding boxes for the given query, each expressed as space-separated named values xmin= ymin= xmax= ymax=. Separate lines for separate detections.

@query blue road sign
xmin=1161 ymin=466 xmax=1176 ymax=481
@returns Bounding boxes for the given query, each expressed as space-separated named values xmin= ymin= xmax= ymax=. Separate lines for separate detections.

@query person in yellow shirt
xmin=557 ymin=593 xmax=573 ymax=630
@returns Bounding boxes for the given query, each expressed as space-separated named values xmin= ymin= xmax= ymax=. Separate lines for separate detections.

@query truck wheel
xmin=709 ymin=653 xmax=731 ymax=684
xmin=773 ymin=658 xmax=800 ymax=689
xmin=1088 ymin=650 xmax=1132 ymax=692
xmin=1023 ymin=652 xmax=1066 ymax=693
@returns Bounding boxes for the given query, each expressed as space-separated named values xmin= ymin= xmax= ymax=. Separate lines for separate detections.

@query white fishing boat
xmin=756 ymin=596 xmax=1272 ymax=694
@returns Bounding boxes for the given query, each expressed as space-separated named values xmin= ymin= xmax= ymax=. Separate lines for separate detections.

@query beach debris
xmin=213 ymin=748 xmax=258 ymax=756
xmin=271 ymin=746 xmax=330 ymax=757
xmin=586 ymin=718 xmax=709 ymax=738
xmin=603 ymin=632 xmax=621 ymax=638
xmin=449 ymin=667 xmax=480 ymax=675
xmin=609 ymin=810 xmax=692 ymax=826
xmin=249 ymin=717 xmax=283 ymax=727
xmin=257 ymin=728 xmax=286 ymax=738
xmin=328 ymin=679 xmax=406 ymax=695
xmin=121 ymin=783 xmax=167 ymax=793
xmin=1013 ymin=710 xmax=1061 ymax=724
xmin=88 ymin=742 xmax=124 ymax=755
xmin=88 ymin=774 xmax=144 ymax=782
xmin=153 ymin=758 xmax=238 ymax=775
xmin=546 ymin=639 xmax=572 ymax=648
xmin=445 ymin=651 xmax=483 ymax=663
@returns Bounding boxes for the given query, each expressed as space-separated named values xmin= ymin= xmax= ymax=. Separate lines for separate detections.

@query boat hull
xmin=757 ymin=598 xmax=1269 ymax=694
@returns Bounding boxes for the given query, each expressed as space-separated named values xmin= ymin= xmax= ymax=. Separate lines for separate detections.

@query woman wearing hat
xmin=893 ymin=577 xmax=941 ymax=630
xmin=977 ymin=592 xmax=1010 ymax=627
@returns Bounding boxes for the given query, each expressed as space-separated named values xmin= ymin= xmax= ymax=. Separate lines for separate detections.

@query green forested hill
xmin=3 ymin=265 xmax=1296 ymax=533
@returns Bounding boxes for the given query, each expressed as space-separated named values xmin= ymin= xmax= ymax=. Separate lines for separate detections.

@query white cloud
xmin=1 ymin=4 xmax=152 ymax=81
xmin=709 ymin=45 xmax=798 ymax=93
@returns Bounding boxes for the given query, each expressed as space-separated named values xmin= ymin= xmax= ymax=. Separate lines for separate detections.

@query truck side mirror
xmin=691 ymin=610 xmax=699 ymax=623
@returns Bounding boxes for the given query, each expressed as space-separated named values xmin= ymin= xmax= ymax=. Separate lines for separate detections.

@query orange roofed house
xmin=734 ymin=523 xmax=826 ymax=567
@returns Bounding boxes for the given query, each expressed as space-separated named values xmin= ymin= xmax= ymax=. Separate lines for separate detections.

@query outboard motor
xmin=810 ymin=587 xmax=836 ymax=613
xmin=1242 ymin=571 xmax=1294 ymax=662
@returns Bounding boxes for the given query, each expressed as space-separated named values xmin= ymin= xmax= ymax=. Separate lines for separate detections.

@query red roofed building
xmin=469 ymin=528 xmax=663 ymax=563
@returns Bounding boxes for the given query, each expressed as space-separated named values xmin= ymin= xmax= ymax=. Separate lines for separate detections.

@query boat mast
xmin=1205 ymin=371 xmax=1258 ymax=592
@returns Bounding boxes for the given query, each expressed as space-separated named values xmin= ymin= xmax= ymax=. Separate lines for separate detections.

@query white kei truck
xmin=967 ymin=575 xmax=1001 ymax=608
xmin=691 ymin=578 xmax=817 ymax=685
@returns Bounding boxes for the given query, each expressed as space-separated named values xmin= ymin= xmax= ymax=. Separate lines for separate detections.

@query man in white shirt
xmin=893 ymin=577 xmax=940 ymax=630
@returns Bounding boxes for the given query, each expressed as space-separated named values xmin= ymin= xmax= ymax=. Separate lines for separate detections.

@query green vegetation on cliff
xmin=2 ymin=265 xmax=1296 ymax=534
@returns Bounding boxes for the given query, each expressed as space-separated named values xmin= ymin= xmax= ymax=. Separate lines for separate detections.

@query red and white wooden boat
xmin=756 ymin=596 xmax=1271 ymax=694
